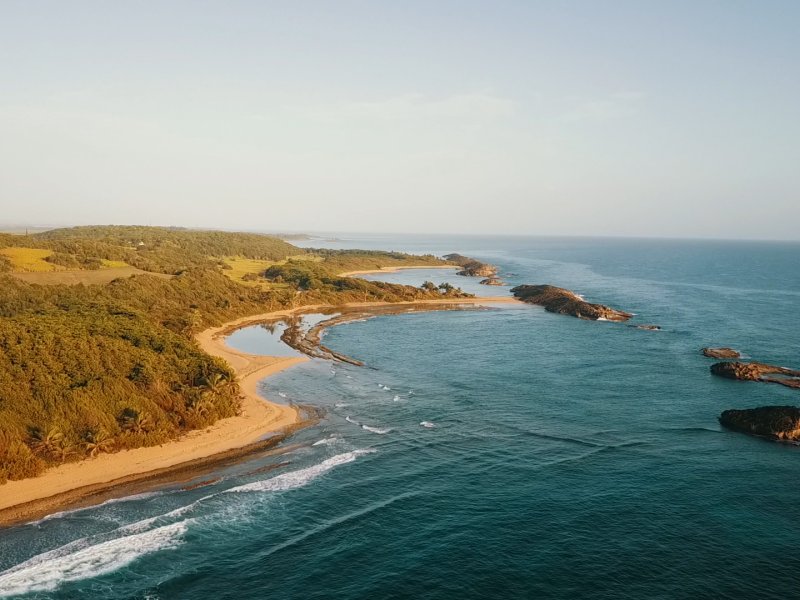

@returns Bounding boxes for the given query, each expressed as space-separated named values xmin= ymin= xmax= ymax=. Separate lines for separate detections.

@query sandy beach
xmin=0 ymin=295 xmax=518 ymax=526
xmin=338 ymin=265 xmax=459 ymax=277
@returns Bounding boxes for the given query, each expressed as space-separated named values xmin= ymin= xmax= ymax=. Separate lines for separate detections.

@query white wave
xmin=393 ymin=395 xmax=401 ymax=402
xmin=361 ymin=425 xmax=392 ymax=435
xmin=420 ymin=421 xmax=436 ymax=428
xmin=596 ymin=317 xmax=610 ymax=322
xmin=334 ymin=402 xmax=350 ymax=408
xmin=0 ymin=521 xmax=189 ymax=597
xmin=312 ymin=436 xmax=340 ymax=446
xmin=278 ymin=392 xmax=287 ymax=398
xmin=345 ymin=416 xmax=360 ymax=425
xmin=32 ymin=491 xmax=165 ymax=524
xmin=224 ymin=450 xmax=376 ymax=494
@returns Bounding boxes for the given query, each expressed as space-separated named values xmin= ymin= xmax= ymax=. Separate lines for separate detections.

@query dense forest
xmin=0 ymin=227 xmax=466 ymax=482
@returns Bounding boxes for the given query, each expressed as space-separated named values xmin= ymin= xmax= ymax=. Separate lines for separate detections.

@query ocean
xmin=2 ymin=235 xmax=800 ymax=599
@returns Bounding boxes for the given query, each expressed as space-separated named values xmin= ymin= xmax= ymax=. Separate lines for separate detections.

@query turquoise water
xmin=2 ymin=236 xmax=800 ymax=599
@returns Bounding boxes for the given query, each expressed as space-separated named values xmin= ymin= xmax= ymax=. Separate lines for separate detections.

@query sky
xmin=1 ymin=1 xmax=798 ymax=240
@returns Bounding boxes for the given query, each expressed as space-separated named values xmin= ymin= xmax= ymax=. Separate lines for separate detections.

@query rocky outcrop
xmin=702 ymin=347 xmax=741 ymax=359
xmin=443 ymin=253 xmax=498 ymax=278
xmin=510 ymin=284 xmax=633 ymax=322
xmin=630 ymin=324 xmax=661 ymax=331
xmin=711 ymin=362 xmax=800 ymax=390
xmin=719 ymin=406 xmax=800 ymax=441
xmin=280 ymin=315 xmax=366 ymax=366
xmin=479 ymin=277 xmax=505 ymax=286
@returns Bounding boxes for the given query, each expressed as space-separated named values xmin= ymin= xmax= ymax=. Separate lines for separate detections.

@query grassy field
xmin=223 ymin=254 xmax=318 ymax=288
xmin=0 ymin=247 xmax=60 ymax=272
xmin=9 ymin=267 xmax=172 ymax=286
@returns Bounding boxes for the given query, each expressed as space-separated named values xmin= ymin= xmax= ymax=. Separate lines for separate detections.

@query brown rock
xmin=711 ymin=361 xmax=800 ymax=390
xmin=510 ymin=284 xmax=633 ymax=322
xmin=702 ymin=347 xmax=741 ymax=359
xmin=479 ymin=278 xmax=505 ymax=286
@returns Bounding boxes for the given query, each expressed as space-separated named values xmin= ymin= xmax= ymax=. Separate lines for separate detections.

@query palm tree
xmin=83 ymin=428 xmax=114 ymax=458
xmin=119 ymin=408 xmax=153 ymax=434
xmin=28 ymin=426 xmax=65 ymax=458
xmin=421 ymin=281 xmax=438 ymax=293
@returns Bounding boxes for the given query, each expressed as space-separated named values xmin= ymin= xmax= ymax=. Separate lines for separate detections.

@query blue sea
xmin=2 ymin=235 xmax=800 ymax=599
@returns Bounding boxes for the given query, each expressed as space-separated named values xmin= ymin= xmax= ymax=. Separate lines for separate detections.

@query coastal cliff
xmin=510 ymin=284 xmax=633 ymax=322
xmin=719 ymin=406 xmax=800 ymax=441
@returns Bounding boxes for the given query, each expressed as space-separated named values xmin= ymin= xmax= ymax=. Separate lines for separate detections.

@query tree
xmin=421 ymin=281 xmax=438 ymax=292
xmin=83 ymin=428 xmax=114 ymax=458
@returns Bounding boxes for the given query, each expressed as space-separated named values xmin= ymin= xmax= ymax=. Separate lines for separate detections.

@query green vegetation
xmin=0 ymin=227 xmax=469 ymax=482
xmin=307 ymin=248 xmax=449 ymax=274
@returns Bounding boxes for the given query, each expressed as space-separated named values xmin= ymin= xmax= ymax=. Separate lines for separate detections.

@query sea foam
xmin=224 ymin=450 xmax=376 ymax=494
xmin=361 ymin=425 xmax=392 ymax=435
xmin=0 ymin=521 xmax=189 ymax=597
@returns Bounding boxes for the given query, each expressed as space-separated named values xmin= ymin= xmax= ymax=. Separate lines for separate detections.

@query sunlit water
xmin=2 ymin=236 xmax=799 ymax=599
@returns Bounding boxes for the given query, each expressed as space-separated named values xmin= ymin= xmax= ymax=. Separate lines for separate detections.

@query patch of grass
xmin=9 ymin=267 xmax=170 ymax=286
xmin=100 ymin=259 xmax=130 ymax=269
xmin=0 ymin=247 xmax=60 ymax=272
xmin=223 ymin=254 xmax=318 ymax=288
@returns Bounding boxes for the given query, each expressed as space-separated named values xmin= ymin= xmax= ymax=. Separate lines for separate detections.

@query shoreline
xmin=0 ymin=294 xmax=518 ymax=527
xmin=339 ymin=265 xmax=458 ymax=277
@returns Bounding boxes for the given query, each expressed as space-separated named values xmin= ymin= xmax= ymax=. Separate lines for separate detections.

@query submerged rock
xmin=711 ymin=361 xmax=800 ymax=390
xmin=479 ymin=277 xmax=506 ymax=286
xmin=631 ymin=324 xmax=661 ymax=331
xmin=510 ymin=284 xmax=633 ymax=322
xmin=702 ymin=347 xmax=741 ymax=359
xmin=719 ymin=406 xmax=800 ymax=441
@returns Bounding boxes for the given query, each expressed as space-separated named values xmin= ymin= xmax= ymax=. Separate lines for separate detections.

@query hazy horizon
xmin=2 ymin=1 xmax=798 ymax=240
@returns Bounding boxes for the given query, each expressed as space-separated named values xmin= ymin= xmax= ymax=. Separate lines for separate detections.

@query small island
xmin=510 ymin=284 xmax=633 ymax=322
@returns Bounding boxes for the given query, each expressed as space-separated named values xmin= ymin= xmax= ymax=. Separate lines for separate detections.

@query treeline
xmin=2 ymin=225 xmax=302 ymax=275
xmin=307 ymin=249 xmax=449 ymax=274
xmin=263 ymin=259 xmax=468 ymax=303
xmin=0 ymin=238 xmax=470 ymax=482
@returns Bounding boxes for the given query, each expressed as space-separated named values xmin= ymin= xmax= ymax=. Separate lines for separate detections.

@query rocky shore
xmin=510 ymin=284 xmax=633 ymax=322
xmin=443 ymin=253 xmax=498 ymax=278
xmin=719 ymin=406 xmax=800 ymax=441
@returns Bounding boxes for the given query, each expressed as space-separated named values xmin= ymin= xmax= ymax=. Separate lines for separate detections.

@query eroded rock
xmin=711 ymin=361 xmax=800 ymax=390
